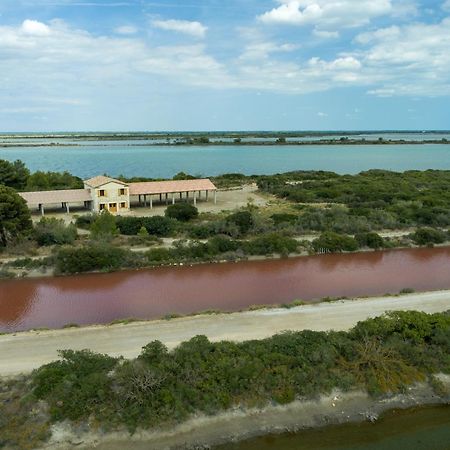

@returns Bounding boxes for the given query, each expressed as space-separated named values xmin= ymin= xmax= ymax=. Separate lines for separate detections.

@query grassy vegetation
xmin=1 ymin=311 xmax=448 ymax=448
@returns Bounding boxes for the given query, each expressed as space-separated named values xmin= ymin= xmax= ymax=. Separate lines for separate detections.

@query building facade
xmin=84 ymin=176 xmax=130 ymax=214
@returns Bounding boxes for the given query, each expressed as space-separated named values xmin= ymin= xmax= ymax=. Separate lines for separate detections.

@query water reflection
xmin=0 ymin=247 xmax=449 ymax=332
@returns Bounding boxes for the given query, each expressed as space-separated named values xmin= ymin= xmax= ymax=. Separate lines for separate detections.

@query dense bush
xmin=259 ymin=170 xmax=450 ymax=230
xmin=90 ymin=211 xmax=119 ymax=241
xmin=75 ymin=214 xmax=97 ymax=230
xmin=354 ymin=232 xmax=385 ymax=249
xmin=226 ymin=210 xmax=254 ymax=235
xmin=244 ymin=233 xmax=299 ymax=255
xmin=270 ymin=213 xmax=298 ymax=225
xmin=34 ymin=218 xmax=77 ymax=246
xmin=165 ymin=203 xmax=198 ymax=222
xmin=116 ymin=216 xmax=176 ymax=237
xmin=26 ymin=311 xmax=450 ymax=434
xmin=55 ymin=244 xmax=134 ymax=274
xmin=312 ymin=232 xmax=359 ymax=252
xmin=411 ymin=228 xmax=447 ymax=246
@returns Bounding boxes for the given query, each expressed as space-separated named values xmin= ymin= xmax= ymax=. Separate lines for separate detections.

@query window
xmin=98 ymin=189 xmax=106 ymax=197
xmin=119 ymin=188 xmax=126 ymax=196
xmin=120 ymin=202 xmax=127 ymax=208
xmin=99 ymin=204 xmax=106 ymax=211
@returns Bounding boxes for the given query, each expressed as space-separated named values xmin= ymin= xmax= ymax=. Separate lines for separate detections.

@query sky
xmin=0 ymin=0 xmax=450 ymax=131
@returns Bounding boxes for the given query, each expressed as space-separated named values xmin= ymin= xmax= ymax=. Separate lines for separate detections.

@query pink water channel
xmin=1 ymin=246 xmax=450 ymax=332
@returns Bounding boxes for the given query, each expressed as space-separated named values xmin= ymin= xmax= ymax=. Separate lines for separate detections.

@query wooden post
xmin=144 ymin=195 xmax=147 ymax=207
xmin=206 ymin=191 xmax=209 ymax=201
xmin=150 ymin=196 xmax=153 ymax=209
xmin=193 ymin=192 xmax=197 ymax=206
xmin=172 ymin=193 xmax=175 ymax=205
xmin=160 ymin=194 xmax=162 ymax=202
xmin=179 ymin=192 xmax=182 ymax=199
xmin=66 ymin=203 xmax=70 ymax=214
xmin=41 ymin=204 xmax=45 ymax=216
xmin=165 ymin=193 xmax=168 ymax=205
xmin=214 ymin=190 xmax=217 ymax=204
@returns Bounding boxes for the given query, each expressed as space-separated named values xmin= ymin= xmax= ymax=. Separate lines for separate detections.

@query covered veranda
xmin=19 ymin=189 xmax=93 ymax=216
xmin=129 ymin=179 xmax=217 ymax=209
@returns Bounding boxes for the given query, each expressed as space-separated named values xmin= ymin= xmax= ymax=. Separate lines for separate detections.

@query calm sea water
xmin=0 ymin=143 xmax=449 ymax=179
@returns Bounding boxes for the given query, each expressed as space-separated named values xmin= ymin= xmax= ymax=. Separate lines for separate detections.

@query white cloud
xmin=354 ymin=18 xmax=450 ymax=96
xmin=313 ymin=29 xmax=339 ymax=39
xmin=152 ymin=19 xmax=207 ymax=38
xmin=239 ymin=41 xmax=299 ymax=60
xmin=443 ymin=0 xmax=450 ymax=11
xmin=21 ymin=19 xmax=51 ymax=36
xmin=317 ymin=111 xmax=327 ymax=117
xmin=258 ymin=0 xmax=392 ymax=29
xmin=114 ymin=25 xmax=138 ymax=35
xmin=1 ymin=13 xmax=450 ymax=125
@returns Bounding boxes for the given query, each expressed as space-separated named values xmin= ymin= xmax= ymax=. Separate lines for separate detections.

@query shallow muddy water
xmin=1 ymin=246 xmax=450 ymax=332
xmin=215 ymin=405 xmax=450 ymax=450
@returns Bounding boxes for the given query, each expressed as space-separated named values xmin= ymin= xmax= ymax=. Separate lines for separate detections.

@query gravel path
xmin=0 ymin=290 xmax=449 ymax=377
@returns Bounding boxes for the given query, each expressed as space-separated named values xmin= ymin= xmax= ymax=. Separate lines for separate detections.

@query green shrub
xmin=270 ymin=213 xmax=298 ymax=225
xmin=411 ymin=228 xmax=447 ymax=246
xmin=90 ymin=211 xmax=119 ymax=241
xmin=312 ymin=232 xmax=359 ymax=252
xmin=34 ymin=218 xmax=77 ymax=246
xmin=208 ymin=235 xmax=239 ymax=254
xmin=244 ymin=233 xmax=298 ymax=255
xmin=146 ymin=247 xmax=173 ymax=264
xmin=165 ymin=203 xmax=199 ymax=222
xmin=142 ymin=216 xmax=176 ymax=236
xmin=226 ymin=210 xmax=254 ymax=235
xmin=55 ymin=244 xmax=132 ymax=274
xmin=116 ymin=216 xmax=144 ymax=235
xmin=355 ymin=232 xmax=385 ymax=249
xmin=75 ymin=214 xmax=96 ymax=229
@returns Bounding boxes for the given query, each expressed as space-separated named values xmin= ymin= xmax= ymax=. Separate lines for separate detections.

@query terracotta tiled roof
xmin=84 ymin=176 xmax=128 ymax=188
xmin=19 ymin=189 xmax=92 ymax=205
xmin=129 ymin=179 xmax=217 ymax=195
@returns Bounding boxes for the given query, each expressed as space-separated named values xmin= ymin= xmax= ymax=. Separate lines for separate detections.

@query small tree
xmin=165 ymin=203 xmax=198 ymax=222
xmin=138 ymin=226 xmax=149 ymax=238
xmin=90 ymin=211 xmax=119 ymax=241
xmin=0 ymin=159 xmax=29 ymax=190
xmin=0 ymin=185 xmax=32 ymax=247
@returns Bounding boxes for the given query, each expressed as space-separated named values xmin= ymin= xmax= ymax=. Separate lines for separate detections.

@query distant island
xmin=1 ymin=130 xmax=449 ymax=147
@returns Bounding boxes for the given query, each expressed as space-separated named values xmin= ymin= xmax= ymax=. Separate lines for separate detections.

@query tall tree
xmin=0 ymin=185 xmax=32 ymax=246
xmin=0 ymin=159 xmax=30 ymax=190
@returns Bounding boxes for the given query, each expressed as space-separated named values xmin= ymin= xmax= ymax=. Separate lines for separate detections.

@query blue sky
xmin=0 ymin=0 xmax=449 ymax=131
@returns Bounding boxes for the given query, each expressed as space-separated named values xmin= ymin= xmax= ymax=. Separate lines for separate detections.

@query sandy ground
xmin=1 ymin=290 xmax=449 ymax=377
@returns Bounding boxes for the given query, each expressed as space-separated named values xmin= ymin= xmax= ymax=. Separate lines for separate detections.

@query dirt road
xmin=0 ymin=290 xmax=449 ymax=377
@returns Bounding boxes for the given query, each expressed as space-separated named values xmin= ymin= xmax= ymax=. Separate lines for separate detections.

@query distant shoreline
xmin=1 ymin=139 xmax=449 ymax=148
